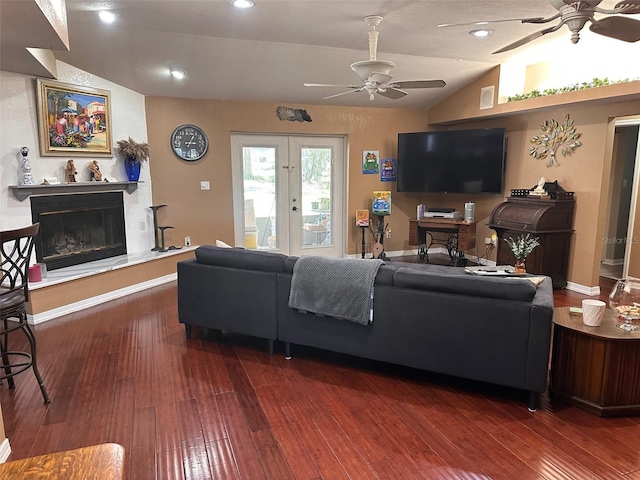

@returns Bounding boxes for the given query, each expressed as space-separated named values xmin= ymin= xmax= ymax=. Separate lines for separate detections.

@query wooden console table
xmin=409 ymin=218 xmax=476 ymax=264
xmin=0 ymin=443 xmax=125 ymax=478
xmin=551 ymin=307 xmax=640 ymax=416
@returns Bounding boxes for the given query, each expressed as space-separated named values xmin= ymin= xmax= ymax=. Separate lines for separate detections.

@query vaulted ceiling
xmin=2 ymin=0 xmax=639 ymax=109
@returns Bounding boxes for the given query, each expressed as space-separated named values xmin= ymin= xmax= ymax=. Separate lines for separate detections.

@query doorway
xmin=601 ymin=120 xmax=640 ymax=282
xmin=230 ymin=134 xmax=345 ymax=257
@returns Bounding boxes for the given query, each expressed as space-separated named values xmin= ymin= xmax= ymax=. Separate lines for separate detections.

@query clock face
xmin=171 ymin=124 xmax=209 ymax=161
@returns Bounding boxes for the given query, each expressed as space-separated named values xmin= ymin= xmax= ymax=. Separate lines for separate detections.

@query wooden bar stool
xmin=0 ymin=223 xmax=50 ymax=403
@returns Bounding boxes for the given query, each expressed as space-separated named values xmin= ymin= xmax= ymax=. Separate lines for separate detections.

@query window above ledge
xmin=9 ymin=181 xmax=140 ymax=201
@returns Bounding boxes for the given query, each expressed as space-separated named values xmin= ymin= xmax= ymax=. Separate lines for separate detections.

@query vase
xmin=124 ymin=157 xmax=141 ymax=181
xmin=514 ymin=260 xmax=526 ymax=274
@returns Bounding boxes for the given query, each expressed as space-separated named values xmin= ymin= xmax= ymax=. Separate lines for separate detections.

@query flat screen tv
xmin=397 ymin=128 xmax=506 ymax=194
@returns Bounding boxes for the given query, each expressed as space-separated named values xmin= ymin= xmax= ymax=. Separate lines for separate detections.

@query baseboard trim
xmin=347 ymin=247 xmax=445 ymax=260
xmin=27 ymin=273 xmax=177 ymax=325
xmin=566 ymin=281 xmax=601 ymax=296
xmin=0 ymin=437 xmax=11 ymax=463
xmin=601 ymin=258 xmax=624 ymax=266
xmin=346 ymin=248 xmax=496 ymax=267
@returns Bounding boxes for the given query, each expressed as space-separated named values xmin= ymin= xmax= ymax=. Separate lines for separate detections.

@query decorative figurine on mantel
xmin=529 ymin=176 xmax=548 ymax=198
xmin=66 ymin=159 xmax=77 ymax=183
xmin=19 ymin=146 xmax=35 ymax=185
xmin=89 ymin=160 xmax=102 ymax=181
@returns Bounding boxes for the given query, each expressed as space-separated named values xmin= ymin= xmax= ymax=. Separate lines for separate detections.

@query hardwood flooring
xmin=2 ymin=280 xmax=638 ymax=479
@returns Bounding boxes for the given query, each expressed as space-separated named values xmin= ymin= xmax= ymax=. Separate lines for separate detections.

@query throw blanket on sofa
xmin=288 ymin=256 xmax=384 ymax=325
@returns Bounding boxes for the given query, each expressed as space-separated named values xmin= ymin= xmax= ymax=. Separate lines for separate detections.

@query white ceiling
xmin=3 ymin=0 xmax=640 ymax=109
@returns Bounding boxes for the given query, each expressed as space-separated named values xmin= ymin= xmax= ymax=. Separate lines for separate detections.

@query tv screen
xmin=397 ymin=128 xmax=506 ymax=194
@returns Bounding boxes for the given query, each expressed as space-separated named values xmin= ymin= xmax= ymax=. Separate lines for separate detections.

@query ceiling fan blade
xmin=368 ymin=72 xmax=394 ymax=84
xmin=378 ymin=88 xmax=407 ymax=100
xmin=437 ymin=16 xmax=549 ymax=28
xmin=589 ymin=16 xmax=640 ymax=42
xmin=614 ymin=0 xmax=640 ymax=14
xmin=323 ymin=88 xmax=364 ymax=100
xmin=304 ymin=83 xmax=361 ymax=88
xmin=390 ymin=80 xmax=446 ymax=89
xmin=492 ymin=24 xmax=559 ymax=54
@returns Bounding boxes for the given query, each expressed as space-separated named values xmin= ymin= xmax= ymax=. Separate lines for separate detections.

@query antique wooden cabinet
xmin=489 ymin=193 xmax=575 ymax=288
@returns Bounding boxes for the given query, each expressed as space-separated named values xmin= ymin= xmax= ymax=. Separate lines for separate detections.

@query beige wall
xmin=145 ymin=98 xmax=429 ymax=256
xmin=432 ymin=100 xmax=640 ymax=286
xmin=145 ymin=92 xmax=640 ymax=288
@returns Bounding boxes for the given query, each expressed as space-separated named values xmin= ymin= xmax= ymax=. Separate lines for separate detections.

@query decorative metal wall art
xmin=276 ymin=106 xmax=312 ymax=122
xmin=529 ymin=113 xmax=582 ymax=168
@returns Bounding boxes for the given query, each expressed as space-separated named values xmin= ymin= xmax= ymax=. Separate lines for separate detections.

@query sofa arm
xmin=525 ymin=277 xmax=554 ymax=393
xmin=177 ymin=259 xmax=278 ymax=340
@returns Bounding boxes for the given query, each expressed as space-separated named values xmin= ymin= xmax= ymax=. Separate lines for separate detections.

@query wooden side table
xmin=0 ymin=443 xmax=125 ymax=479
xmin=551 ymin=307 xmax=640 ymax=416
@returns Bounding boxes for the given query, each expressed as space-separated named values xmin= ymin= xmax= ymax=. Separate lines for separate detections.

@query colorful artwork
xmin=36 ymin=79 xmax=113 ymax=156
xmin=355 ymin=209 xmax=370 ymax=227
xmin=362 ymin=150 xmax=379 ymax=174
xmin=380 ymin=158 xmax=397 ymax=182
xmin=372 ymin=191 xmax=391 ymax=215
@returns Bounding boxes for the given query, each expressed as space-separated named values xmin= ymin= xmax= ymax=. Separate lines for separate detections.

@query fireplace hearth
xmin=31 ymin=192 xmax=127 ymax=270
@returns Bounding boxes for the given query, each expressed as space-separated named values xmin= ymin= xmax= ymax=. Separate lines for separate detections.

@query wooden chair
xmin=0 ymin=223 xmax=50 ymax=403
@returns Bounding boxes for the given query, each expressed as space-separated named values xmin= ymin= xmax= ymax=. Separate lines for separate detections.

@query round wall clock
xmin=170 ymin=124 xmax=209 ymax=161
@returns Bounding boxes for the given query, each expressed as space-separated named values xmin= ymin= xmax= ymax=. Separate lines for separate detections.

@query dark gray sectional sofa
xmin=177 ymin=245 xmax=554 ymax=410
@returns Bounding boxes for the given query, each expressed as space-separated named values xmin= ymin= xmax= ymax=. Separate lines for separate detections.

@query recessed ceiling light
xmin=98 ymin=11 xmax=117 ymax=24
xmin=170 ymin=70 xmax=186 ymax=80
xmin=470 ymin=29 xmax=492 ymax=37
xmin=231 ymin=0 xmax=254 ymax=8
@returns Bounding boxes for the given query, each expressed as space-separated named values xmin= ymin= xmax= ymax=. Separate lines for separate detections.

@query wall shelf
xmin=428 ymin=75 xmax=640 ymax=125
xmin=9 ymin=181 xmax=140 ymax=201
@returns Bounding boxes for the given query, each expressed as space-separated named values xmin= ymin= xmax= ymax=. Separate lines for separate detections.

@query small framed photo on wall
xmin=362 ymin=150 xmax=379 ymax=174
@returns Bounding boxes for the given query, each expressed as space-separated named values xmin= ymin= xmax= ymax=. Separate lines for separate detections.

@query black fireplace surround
xmin=30 ymin=192 xmax=127 ymax=271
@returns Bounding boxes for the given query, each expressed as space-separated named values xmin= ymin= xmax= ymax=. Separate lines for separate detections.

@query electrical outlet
xmin=491 ymin=234 xmax=498 ymax=246
xmin=485 ymin=237 xmax=491 ymax=245
xmin=184 ymin=236 xmax=191 ymax=247
xmin=386 ymin=230 xmax=391 ymax=239
xmin=200 ymin=181 xmax=210 ymax=190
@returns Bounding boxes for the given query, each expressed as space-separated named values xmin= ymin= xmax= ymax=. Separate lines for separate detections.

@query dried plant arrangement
xmin=115 ymin=137 xmax=151 ymax=162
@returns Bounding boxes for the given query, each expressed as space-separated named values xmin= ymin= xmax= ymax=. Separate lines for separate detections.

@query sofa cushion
xmin=393 ymin=267 xmax=536 ymax=302
xmin=195 ymin=245 xmax=286 ymax=272
xmin=284 ymin=256 xmax=298 ymax=274
xmin=374 ymin=264 xmax=395 ymax=286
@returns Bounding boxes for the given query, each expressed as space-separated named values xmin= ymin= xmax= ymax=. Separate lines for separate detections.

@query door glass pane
xmin=300 ymin=147 xmax=332 ymax=247
xmin=242 ymin=146 xmax=277 ymax=249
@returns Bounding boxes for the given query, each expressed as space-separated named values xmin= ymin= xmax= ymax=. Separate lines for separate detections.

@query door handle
xmin=292 ymin=206 xmax=298 ymax=211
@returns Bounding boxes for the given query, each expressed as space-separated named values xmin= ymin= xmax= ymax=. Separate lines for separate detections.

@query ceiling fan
xmin=438 ymin=0 xmax=640 ymax=54
xmin=304 ymin=15 xmax=446 ymax=101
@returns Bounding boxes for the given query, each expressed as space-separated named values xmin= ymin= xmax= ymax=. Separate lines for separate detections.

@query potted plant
xmin=115 ymin=137 xmax=151 ymax=181
xmin=504 ymin=233 xmax=540 ymax=274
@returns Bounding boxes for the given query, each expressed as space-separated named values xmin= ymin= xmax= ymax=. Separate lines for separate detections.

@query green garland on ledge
xmin=507 ymin=77 xmax=635 ymax=102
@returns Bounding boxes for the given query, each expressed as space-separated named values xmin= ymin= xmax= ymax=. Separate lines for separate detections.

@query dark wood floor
xmin=2 ymin=279 xmax=638 ymax=479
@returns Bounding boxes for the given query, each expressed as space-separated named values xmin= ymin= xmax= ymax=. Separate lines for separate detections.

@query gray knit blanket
xmin=288 ymin=256 xmax=384 ymax=325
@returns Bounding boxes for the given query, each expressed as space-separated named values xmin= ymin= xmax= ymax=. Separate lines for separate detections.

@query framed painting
xmin=36 ymin=78 xmax=113 ymax=156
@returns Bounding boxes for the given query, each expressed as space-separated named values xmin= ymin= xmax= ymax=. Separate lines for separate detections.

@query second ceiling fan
xmin=304 ymin=16 xmax=446 ymax=101
xmin=439 ymin=0 xmax=640 ymax=54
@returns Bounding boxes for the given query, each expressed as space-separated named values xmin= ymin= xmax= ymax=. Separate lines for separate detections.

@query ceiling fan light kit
xmin=304 ymin=15 xmax=446 ymax=102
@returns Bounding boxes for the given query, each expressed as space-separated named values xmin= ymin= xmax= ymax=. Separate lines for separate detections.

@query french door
xmin=230 ymin=134 xmax=345 ymax=257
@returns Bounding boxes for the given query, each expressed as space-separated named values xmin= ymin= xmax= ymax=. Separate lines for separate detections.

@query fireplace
xmin=30 ymin=192 xmax=127 ymax=271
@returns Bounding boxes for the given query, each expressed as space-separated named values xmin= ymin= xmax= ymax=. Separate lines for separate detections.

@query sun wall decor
xmin=529 ymin=113 xmax=582 ymax=168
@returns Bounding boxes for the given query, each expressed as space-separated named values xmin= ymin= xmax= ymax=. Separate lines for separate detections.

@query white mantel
xmin=0 ymin=61 xmax=153 ymax=253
